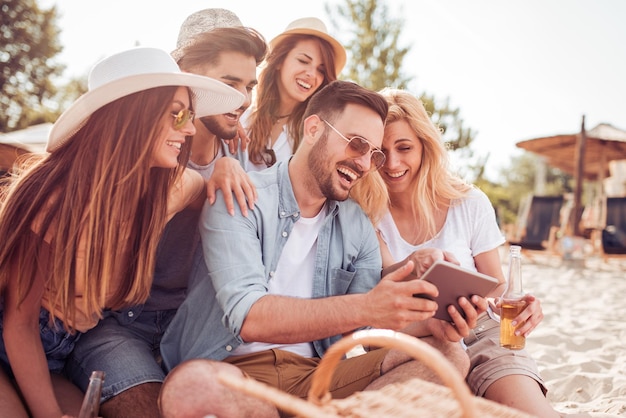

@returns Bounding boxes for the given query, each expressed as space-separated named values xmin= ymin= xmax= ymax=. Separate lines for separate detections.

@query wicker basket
xmin=218 ymin=329 xmax=536 ymax=418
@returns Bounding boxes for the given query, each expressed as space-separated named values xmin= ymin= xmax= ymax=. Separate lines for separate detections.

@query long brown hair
xmin=247 ymin=34 xmax=338 ymax=166
xmin=0 ymin=86 xmax=190 ymax=330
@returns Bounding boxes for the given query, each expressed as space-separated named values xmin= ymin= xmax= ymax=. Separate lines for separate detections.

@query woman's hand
xmin=206 ymin=157 xmax=257 ymax=216
xmin=395 ymin=248 xmax=459 ymax=280
xmin=426 ymin=294 xmax=487 ymax=342
xmin=494 ymin=294 xmax=543 ymax=337
xmin=224 ymin=123 xmax=250 ymax=154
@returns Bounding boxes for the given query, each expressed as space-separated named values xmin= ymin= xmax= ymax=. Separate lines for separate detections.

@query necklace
xmin=271 ymin=113 xmax=291 ymax=124
xmin=212 ymin=138 xmax=220 ymax=161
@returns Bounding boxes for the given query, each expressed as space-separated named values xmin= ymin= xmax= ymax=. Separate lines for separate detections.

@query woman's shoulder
xmin=167 ymin=169 xmax=204 ymax=218
xmin=459 ymin=186 xmax=492 ymax=207
xmin=448 ymin=186 xmax=496 ymax=223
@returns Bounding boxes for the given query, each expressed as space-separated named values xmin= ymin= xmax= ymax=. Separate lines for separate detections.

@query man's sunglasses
xmin=323 ymin=120 xmax=386 ymax=171
xmin=261 ymin=147 xmax=277 ymax=167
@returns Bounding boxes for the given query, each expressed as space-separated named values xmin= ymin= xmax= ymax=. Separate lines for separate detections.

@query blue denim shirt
xmin=160 ymin=161 xmax=382 ymax=371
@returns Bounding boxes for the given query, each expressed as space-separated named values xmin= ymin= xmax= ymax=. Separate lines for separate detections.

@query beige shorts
xmin=463 ymin=312 xmax=547 ymax=397
xmin=224 ymin=347 xmax=389 ymax=400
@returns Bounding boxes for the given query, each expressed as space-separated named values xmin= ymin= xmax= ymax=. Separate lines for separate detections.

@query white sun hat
xmin=47 ymin=46 xmax=245 ymax=152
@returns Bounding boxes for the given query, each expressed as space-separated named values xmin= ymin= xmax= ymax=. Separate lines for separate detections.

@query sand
xmin=504 ymin=248 xmax=626 ymax=417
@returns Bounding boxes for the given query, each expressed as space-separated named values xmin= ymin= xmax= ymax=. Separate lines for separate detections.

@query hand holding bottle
xmin=496 ymin=293 xmax=543 ymax=337
xmin=500 ymin=245 xmax=526 ymax=349
xmin=78 ymin=371 xmax=105 ymax=418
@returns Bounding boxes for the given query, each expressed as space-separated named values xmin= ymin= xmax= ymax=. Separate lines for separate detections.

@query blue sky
xmin=40 ymin=0 xmax=626 ymax=181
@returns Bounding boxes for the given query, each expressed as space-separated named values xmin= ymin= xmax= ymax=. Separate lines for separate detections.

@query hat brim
xmin=270 ymin=29 xmax=347 ymax=77
xmin=47 ymin=73 xmax=244 ymax=152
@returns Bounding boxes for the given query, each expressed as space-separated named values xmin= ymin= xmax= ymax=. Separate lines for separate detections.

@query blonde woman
xmin=0 ymin=47 xmax=243 ymax=417
xmin=244 ymin=17 xmax=346 ymax=171
xmin=351 ymin=88 xmax=573 ymax=417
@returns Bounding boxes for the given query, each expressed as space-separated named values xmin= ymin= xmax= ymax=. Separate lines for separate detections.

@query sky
xmin=38 ymin=0 xmax=626 ymax=181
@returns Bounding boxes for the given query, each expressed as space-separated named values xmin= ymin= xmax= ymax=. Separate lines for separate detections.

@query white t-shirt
xmin=230 ymin=207 xmax=325 ymax=357
xmin=241 ymin=107 xmax=295 ymax=172
xmin=378 ymin=188 xmax=505 ymax=271
xmin=187 ymin=146 xmax=225 ymax=180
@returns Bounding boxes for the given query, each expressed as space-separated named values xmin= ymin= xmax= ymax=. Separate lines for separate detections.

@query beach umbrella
xmin=516 ymin=120 xmax=626 ymax=181
xmin=516 ymin=118 xmax=626 ymax=235
xmin=0 ymin=123 xmax=50 ymax=175
xmin=0 ymin=122 xmax=51 ymax=153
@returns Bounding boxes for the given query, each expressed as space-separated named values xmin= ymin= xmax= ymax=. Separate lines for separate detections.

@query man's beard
xmin=307 ymin=134 xmax=354 ymax=202
xmin=199 ymin=115 xmax=238 ymax=140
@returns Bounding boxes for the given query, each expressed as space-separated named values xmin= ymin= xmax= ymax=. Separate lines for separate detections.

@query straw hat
xmin=270 ymin=17 xmax=346 ymax=76
xmin=47 ymin=47 xmax=245 ymax=152
xmin=171 ymin=8 xmax=243 ymax=62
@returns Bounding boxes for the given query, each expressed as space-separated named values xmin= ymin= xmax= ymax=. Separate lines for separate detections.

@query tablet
xmin=414 ymin=260 xmax=499 ymax=322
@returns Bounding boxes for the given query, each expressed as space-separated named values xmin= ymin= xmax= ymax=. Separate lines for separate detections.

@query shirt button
xmin=127 ymin=311 xmax=134 ymax=318
xmin=282 ymin=231 xmax=288 ymax=237
xmin=280 ymin=211 xmax=286 ymax=216
xmin=269 ymin=271 xmax=275 ymax=278
xmin=225 ymin=345 xmax=233 ymax=352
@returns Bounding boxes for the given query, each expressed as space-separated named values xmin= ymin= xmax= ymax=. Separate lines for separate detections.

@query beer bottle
xmin=78 ymin=371 xmax=105 ymax=418
xmin=499 ymin=245 xmax=526 ymax=350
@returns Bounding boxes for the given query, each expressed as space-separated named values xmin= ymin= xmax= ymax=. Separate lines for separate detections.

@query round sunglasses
xmin=171 ymin=108 xmax=195 ymax=131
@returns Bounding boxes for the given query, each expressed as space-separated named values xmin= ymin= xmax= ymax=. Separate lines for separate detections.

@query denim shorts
xmin=65 ymin=309 xmax=177 ymax=402
xmin=0 ymin=308 xmax=80 ymax=376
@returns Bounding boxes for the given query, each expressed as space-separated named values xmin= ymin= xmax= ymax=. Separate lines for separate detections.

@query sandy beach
xmin=503 ymin=247 xmax=626 ymax=417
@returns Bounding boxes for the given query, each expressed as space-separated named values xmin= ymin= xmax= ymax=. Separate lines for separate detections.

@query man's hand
xmin=365 ymin=261 xmax=440 ymax=330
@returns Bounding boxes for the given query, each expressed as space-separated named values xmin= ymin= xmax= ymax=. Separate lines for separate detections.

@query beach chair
xmin=508 ymin=195 xmax=564 ymax=253
xmin=218 ymin=329 xmax=535 ymax=418
xmin=601 ymin=197 xmax=626 ymax=262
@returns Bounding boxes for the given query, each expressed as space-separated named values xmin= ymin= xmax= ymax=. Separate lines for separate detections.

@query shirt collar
xmin=275 ymin=159 xmax=340 ymax=219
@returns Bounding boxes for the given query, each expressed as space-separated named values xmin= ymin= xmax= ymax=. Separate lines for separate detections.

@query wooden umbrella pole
xmin=572 ymin=115 xmax=586 ymax=236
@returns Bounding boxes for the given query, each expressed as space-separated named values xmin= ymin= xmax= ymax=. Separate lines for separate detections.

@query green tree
xmin=326 ymin=0 xmax=411 ymax=91
xmin=482 ymin=152 xmax=573 ymax=227
xmin=420 ymin=92 xmax=478 ymax=180
xmin=0 ymin=0 xmax=64 ymax=132
xmin=53 ymin=75 xmax=88 ymax=116
xmin=326 ymin=0 xmax=478 ymax=178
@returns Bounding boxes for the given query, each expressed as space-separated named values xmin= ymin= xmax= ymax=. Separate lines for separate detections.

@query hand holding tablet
xmin=414 ymin=260 xmax=499 ymax=322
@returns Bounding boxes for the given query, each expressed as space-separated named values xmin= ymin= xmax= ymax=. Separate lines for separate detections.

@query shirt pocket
xmin=330 ymin=268 xmax=356 ymax=295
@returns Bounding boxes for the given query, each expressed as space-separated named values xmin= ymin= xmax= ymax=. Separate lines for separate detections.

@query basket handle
xmin=217 ymin=372 xmax=335 ymax=417
xmin=308 ymin=329 xmax=478 ymax=418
